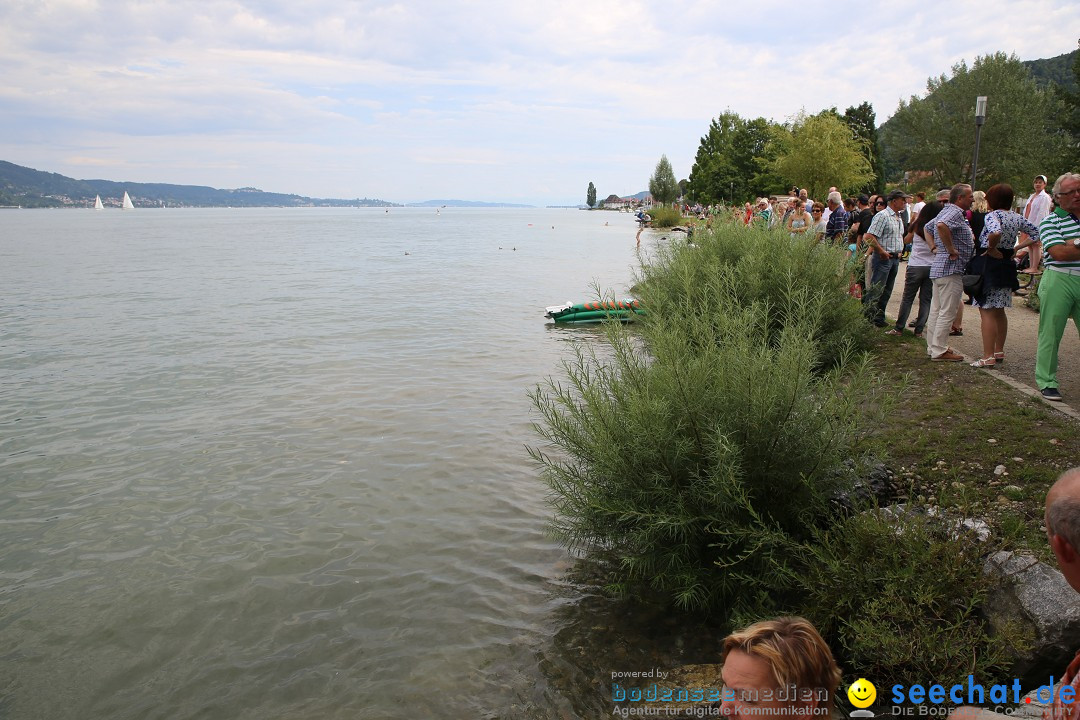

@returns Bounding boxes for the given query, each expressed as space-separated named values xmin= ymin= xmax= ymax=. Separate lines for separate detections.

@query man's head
xmin=915 ymin=191 xmax=926 ymax=202
xmin=886 ymin=189 xmax=911 ymax=212
xmin=799 ymin=189 xmax=808 ymax=201
xmin=826 ymin=191 xmax=842 ymax=209
xmin=1046 ymin=468 xmax=1080 ymax=593
xmin=857 ymin=194 xmax=870 ymax=208
xmin=1052 ymin=173 xmax=1080 ymax=215
xmin=936 ymin=188 xmax=951 ymax=202
xmin=950 ymin=183 xmax=973 ymax=210
xmin=1035 ymin=175 xmax=1048 ymax=193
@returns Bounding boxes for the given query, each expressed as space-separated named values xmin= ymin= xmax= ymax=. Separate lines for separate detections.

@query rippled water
xmin=0 ymin=207 xmax=700 ymax=719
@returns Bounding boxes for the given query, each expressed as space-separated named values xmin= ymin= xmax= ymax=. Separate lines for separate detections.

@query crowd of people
xmin=680 ymin=172 xmax=1080 ymax=403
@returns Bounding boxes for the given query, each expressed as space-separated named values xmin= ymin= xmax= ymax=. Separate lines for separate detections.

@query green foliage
xmin=636 ymin=223 xmax=873 ymax=370
xmin=879 ymin=52 xmax=1071 ymax=190
xmin=772 ymin=111 xmax=874 ymax=201
xmin=649 ymin=155 xmax=679 ymax=205
xmin=530 ymin=224 xmax=878 ymax=616
xmin=1054 ymin=45 xmax=1080 ymax=168
xmin=686 ymin=113 xmax=784 ymax=205
xmin=800 ymin=510 xmax=1026 ymax=687
xmin=646 ymin=206 xmax=682 ymax=227
xmin=843 ymin=102 xmax=883 ymax=195
xmin=587 ymin=182 xmax=597 ymax=208
xmin=1024 ymin=48 xmax=1079 ymax=94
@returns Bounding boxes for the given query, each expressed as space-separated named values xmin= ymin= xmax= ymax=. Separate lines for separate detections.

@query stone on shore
xmin=983 ymin=550 xmax=1080 ymax=680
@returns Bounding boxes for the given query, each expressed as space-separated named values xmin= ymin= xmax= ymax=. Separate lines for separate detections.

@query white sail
xmin=122 ymin=192 xmax=134 ymax=210
xmin=93 ymin=195 xmax=104 ymax=210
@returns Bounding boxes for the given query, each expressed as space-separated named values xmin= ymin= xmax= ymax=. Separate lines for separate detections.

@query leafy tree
xmin=843 ymin=102 xmax=882 ymax=194
xmin=686 ymin=112 xmax=784 ymax=205
xmin=649 ymin=155 xmax=678 ymax=205
xmin=1057 ymin=43 xmax=1080 ymax=169
xmin=772 ymin=111 xmax=873 ymax=201
xmin=879 ymin=52 xmax=1070 ymax=191
xmin=586 ymin=181 xmax=597 ymax=208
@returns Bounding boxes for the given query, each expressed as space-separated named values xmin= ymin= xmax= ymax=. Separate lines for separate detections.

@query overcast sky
xmin=1 ymin=1 xmax=1077 ymax=205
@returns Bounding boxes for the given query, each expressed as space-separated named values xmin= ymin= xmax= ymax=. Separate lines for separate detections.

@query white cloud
xmin=0 ymin=0 xmax=1076 ymax=204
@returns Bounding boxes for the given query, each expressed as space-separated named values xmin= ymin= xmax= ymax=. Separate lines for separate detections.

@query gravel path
xmin=882 ymin=265 xmax=1080 ymax=406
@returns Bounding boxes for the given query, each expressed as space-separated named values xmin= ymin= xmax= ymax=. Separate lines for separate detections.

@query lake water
xmin=0 ymin=207 xmax=710 ymax=719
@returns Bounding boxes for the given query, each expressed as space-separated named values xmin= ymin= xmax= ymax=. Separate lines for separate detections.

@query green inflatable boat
xmin=544 ymin=298 xmax=645 ymax=324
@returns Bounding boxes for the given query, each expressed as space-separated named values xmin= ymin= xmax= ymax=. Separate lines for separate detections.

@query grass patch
xmin=868 ymin=334 xmax=1080 ymax=561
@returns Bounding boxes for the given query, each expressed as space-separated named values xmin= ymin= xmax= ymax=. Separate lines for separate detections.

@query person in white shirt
xmin=1024 ymin=174 xmax=1053 ymax=273
xmin=909 ymin=191 xmax=926 ymax=219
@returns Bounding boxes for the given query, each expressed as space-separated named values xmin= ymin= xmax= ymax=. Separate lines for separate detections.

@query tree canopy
xmin=879 ymin=52 xmax=1071 ymax=191
xmin=771 ymin=111 xmax=874 ymax=201
xmin=649 ymin=155 xmax=678 ymax=204
xmin=686 ymin=112 xmax=783 ymax=204
xmin=843 ymin=102 xmax=882 ymax=194
xmin=586 ymin=181 xmax=597 ymax=208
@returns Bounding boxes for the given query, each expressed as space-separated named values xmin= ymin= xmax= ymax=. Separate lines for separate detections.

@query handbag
xmin=962 ymin=255 xmax=986 ymax=296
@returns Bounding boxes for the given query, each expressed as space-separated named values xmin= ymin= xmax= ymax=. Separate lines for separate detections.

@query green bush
xmin=634 ymin=222 xmax=873 ymax=370
xmin=529 ymin=223 xmax=882 ymax=615
xmin=799 ymin=510 xmax=1026 ymax=688
xmin=645 ymin=206 xmax=682 ymax=227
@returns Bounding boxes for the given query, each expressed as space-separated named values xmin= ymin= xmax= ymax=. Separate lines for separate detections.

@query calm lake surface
xmin=1 ymin=207 xmax=703 ymax=719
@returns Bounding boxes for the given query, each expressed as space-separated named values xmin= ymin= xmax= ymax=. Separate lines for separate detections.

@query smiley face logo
xmin=848 ymin=679 xmax=876 ymax=709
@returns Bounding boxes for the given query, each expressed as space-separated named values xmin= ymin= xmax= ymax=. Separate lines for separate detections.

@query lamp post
xmin=971 ymin=96 xmax=987 ymax=188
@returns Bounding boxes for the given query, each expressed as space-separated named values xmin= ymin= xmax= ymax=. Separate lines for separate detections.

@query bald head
xmin=1046 ymin=468 xmax=1080 ymax=593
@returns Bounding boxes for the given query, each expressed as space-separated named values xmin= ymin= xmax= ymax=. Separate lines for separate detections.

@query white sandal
xmin=970 ymin=357 xmax=996 ymax=368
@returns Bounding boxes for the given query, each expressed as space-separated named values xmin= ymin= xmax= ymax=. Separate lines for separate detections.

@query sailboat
xmin=122 ymin=192 xmax=134 ymax=210
xmin=93 ymin=195 xmax=104 ymax=210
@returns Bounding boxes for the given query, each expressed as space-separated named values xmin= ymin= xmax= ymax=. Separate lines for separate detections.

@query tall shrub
xmin=530 ymin=225 xmax=879 ymax=616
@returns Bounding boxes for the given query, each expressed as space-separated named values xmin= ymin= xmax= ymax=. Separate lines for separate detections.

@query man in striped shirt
xmin=1035 ymin=173 xmax=1080 ymax=402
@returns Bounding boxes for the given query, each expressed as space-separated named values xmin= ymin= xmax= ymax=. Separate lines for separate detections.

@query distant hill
xmin=0 ymin=160 xmax=398 ymax=208
xmin=408 ymin=199 xmax=534 ymax=208
xmin=1024 ymin=49 xmax=1079 ymax=93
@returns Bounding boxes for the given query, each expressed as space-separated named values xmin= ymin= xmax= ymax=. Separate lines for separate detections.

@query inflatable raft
xmin=544 ymin=299 xmax=645 ymax=324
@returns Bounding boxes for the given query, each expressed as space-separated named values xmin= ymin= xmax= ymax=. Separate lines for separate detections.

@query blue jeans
xmin=864 ymin=255 xmax=900 ymax=326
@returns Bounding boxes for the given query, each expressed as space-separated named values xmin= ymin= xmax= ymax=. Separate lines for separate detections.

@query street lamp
xmin=971 ymin=96 xmax=988 ymax=188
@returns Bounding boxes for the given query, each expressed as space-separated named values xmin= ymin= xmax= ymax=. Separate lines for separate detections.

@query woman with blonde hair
xmin=720 ymin=617 xmax=841 ymax=720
